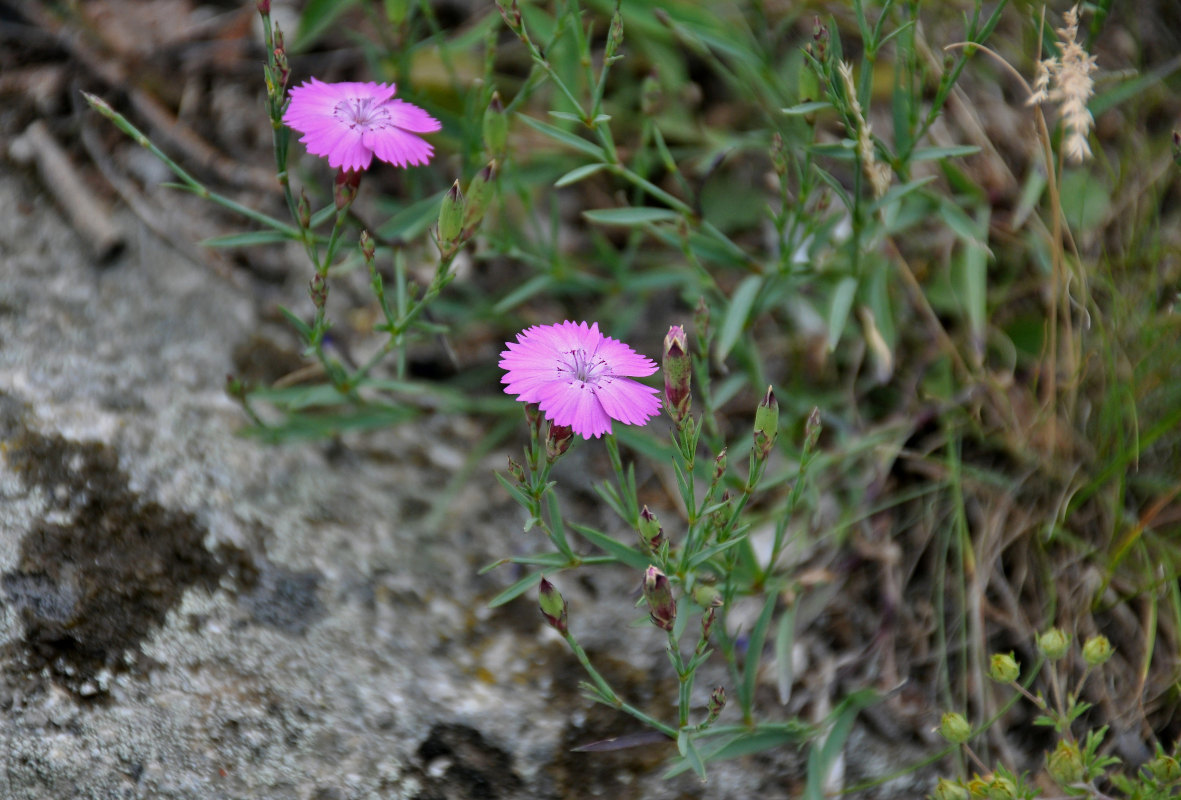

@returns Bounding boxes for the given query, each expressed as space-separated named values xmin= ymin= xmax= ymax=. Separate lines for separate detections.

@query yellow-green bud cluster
xmin=988 ymin=652 xmax=1020 ymax=683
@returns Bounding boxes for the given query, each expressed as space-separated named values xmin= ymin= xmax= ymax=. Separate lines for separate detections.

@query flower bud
xmin=507 ymin=456 xmax=525 ymax=485
xmin=483 ymin=92 xmax=508 ymax=158
xmin=637 ymin=505 xmax=665 ymax=552
xmin=297 ymin=188 xmax=311 ymax=230
xmin=438 ymin=180 xmax=464 ymax=249
xmin=691 ymin=584 xmax=723 ymax=608
xmin=1046 ymin=739 xmax=1085 ymax=788
xmin=333 ymin=168 xmax=361 ymax=211
xmin=463 ymin=161 xmax=496 ymax=233
xmin=359 ymin=230 xmax=376 ymax=263
xmin=256 ymin=0 xmax=270 ymax=14
xmin=753 ymin=386 xmax=779 ymax=460
xmin=932 ymin=778 xmax=970 ymax=800
xmin=713 ymin=448 xmax=727 ymax=482
xmin=309 ymin=272 xmax=328 ymax=310
xmin=538 ymin=578 xmax=568 ymax=634
xmin=643 ymin=566 xmax=676 ymax=632
xmin=804 ymin=406 xmax=822 ymax=452
xmin=604 ymin=8 xmax=624 ymax=60
xmin=1082 ymin=634 xmax=1112 ymax=666
xmin=662 ymin=325 xmax=692 ymax=424
xmin=812 ymin=16 xmax=829 ymax=63
xmin=988 ymin=652 xmax=1020 ymax=683
xmin=939 ymin=712 xmax=972 ymax=744
xmin=706 ymin=686 xmax=725 ymax=723
xmin=1038 ymin=628 xmax=1070 ymax=661
xmin=545 ymin=422 xmax=574 ymax=462
xmin=700 ymin=606 xmax=717 ymax=642
xmin=1148 ymin=753 xmax=1181 ymax=783
xmin=968 ymin=773 xmax=1016 ymax=800
xmin=639 ymin=71 xmax=662 ymax=116
xmin=694 ymin=297 xmax=710 ymax=343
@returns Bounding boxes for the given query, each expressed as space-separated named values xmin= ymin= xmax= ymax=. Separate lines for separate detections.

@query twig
xmin=9 ymin=120 xmax=125 ymax=261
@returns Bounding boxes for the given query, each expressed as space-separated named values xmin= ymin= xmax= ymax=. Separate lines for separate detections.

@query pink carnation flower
xmin=283 ymin=78 xmax=441 ymax=172
xmin=500 ymin=321 xmax=661 ymax=439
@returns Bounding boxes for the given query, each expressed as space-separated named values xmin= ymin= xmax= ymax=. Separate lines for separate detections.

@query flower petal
xmin=594 ymin=377 xmax=661 ymax=426
xmin=382 ymin=99 xmax=442 ymax=133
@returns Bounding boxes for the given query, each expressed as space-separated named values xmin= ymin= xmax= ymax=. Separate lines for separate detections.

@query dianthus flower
xmin=500 ymin=321 xmax=661 ymax=439
xmin=283 ymin=78 xmax=441 ymax=172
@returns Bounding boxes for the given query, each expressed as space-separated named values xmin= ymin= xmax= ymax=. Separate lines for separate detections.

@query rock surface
xmin=0 ymin=172 xmax=860 ymax=798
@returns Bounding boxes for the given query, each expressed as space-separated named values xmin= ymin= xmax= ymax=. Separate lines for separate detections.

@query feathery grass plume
xmin=837 ymin=61 xmax=891 ymax=198
xmin=1026 ymin=5 xmax=1098 ymax=162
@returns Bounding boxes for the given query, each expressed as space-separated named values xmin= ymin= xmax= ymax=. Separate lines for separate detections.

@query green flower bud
xmin=297 ymin=188 xmax=311 ymax=229
xmin=713 ymin=448 xmax=727 ymax=482
xmin=639 ymin=71 xmax=662 ymax=116
xmin=706 ymin=685 xmax=725 ymax=723
xmin=753 ymin=386 xmax=779 ymax=460
xmin=1038 ymin=628 xmax=1071 ymax=661
xmin=988 ymin=652 xmax=1020 ymax=683
xmin=662 ymin=324 xmax=692 ymax=425
xmin=1082 ymin=634 xmax=1112 ymax=667
xmin=506 ymin=456 xmax=525 ymax=485
xmin=604 ymin=8 xmax=624 ymax=61
xmin=643 ymin=566 xmax=676 ymax=632
xmin=538 ymin=578 xmax=568 ymax=634
xmin=483 ymin=91 xmax=508 ymax=158
xmin=1046 ymin=739 xmax=1085 ymax=788
xmin=691 ymin=584 xmax=723 ymax=609
xmin=333 ymin=168 xmax=361 ymax=211
xmin=1148 ymin=753 xmax=1181 ymax=784
xmin=931 ymin=778 xmax=970 ymax=800
xmin=463 ymin=161 xmax=497 ymax=233
xmin=939 ymin=712 xmax=972 ymax=745
xmin=545 ymin=422 xmax=574 ymax=462
xmin=438 ymin=180 xmax=464 ymax=249
xmin=637 ymin=505 xmax=664 ymax=552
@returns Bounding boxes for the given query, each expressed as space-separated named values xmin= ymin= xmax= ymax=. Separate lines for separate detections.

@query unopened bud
xmin=333 ymin=168 xmax=361 ymax=211
xmin=438 ymin=180 xmax=464 ymax=248
xmin=812 ymin=16 xmax=829 ymax=63
xmin=700 ymin=606 xmax=717 ymax=642
xmin=637 ymin=505 xmax=665 ymax=552
xmin=604 ymin=9 xmax=624 ymax=60
xmin=753 ymin=386 xmax=779 ymax=459
xmin=256 ymin=0 xmax=270 ymax=14
xmin=932 ymin=778 xmax=970 ymax=800
xmin=706 ymin=686 xmax=725 ymax=723
xmin=523 ymin=402 xmax=543 ymax=433
xmin=484 ymin=92 xmax=508 ymax=158
xmin=643 ymin=566 xmax=676 ymax=631
xmin=309 ymin=272 xmax=328 ymax=309
xmin=359 ymin=230 xmax=376 ymax=263
xmin=804 ymin=407 xmax=822 ymax=452
xmin=546 ymin=422 xmax=574 ymax=462
xmin=538 ymin=578 xmax=568 ymax=634
xmin=1082 ymin=634 xmax=1112 ymax=666
xmin=1038 ymin=628 xmax=1070 ymax=661
xmin=639 ymin=71 xmax=662 ymax=116
xmin=694 ymin=297 xmax=710 ymax=343
xmin=691 ymin=584 xmax=723 ymax=608
xmin=939 ymin=712 xmax=972 ymax=745
xmin=463 ymin=161 xmax=496 ymax=233
xmin=967 ymin=774 xmax=1016 ymax=800
xmin=507 ymin=456 xmax=525 ymax=484
xmin=1046 ymin=739 xmax=1085 ymax=788
xmin=662 ymin=324 xmax=692 ymax=424
xmin=297 ymin=188 xmax=311 ymax=229
xmin=988 ymin=652 xmax=1020 ymax=683
xmin=1148 ymin=753 xmax=1181 ymax=783
xmin=713 ymin=448 xmax=727 ymax=482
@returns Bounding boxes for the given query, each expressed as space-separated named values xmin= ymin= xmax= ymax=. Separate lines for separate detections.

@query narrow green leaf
xmin=488 ymin=571 xmax=544 ymax=608
xmin=826 ymin=276 xmax=858 ymax=352
xmin=775 ymin=604 xmax=797 ymax=704
xmin=294 ymin=0 xmax=361 ymax=50
xmin=202 ymin=230 xmax=296 ymax=248
xmin=278 ymin=305 xmax=312 ymax=343
xmin=517 ymin=114 xmax=606 ymax=159
xmin=804 ymin=688 xmax=881 ymax=800
xmin=582 ymin=207 xmax=679 ymax=226
xmin=555 ymin=163 xmax=607 ymax=187
xmin=714 ymin=275 xmax=763 ymax=363
xmin=740 ymin=592 xmax=779 ymax=714
xmin=570 ymin=524 xmax=650 ymax=570
xmin=781 ymin=101 xmax=833 ymax=116
xmin=909 ymin=145 xmax=982 ymax=162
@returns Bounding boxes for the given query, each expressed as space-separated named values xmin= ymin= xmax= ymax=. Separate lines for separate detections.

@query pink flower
xmin=283 ymin=78 xmax=441 ymax=172
xmin=500 ymin=321 xmax=661 ymax=439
